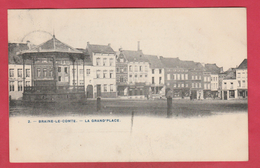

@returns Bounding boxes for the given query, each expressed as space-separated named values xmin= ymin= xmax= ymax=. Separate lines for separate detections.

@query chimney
xmin=137 ymin=41 xmax=140 ymax=51
xmin=108 ymin=43 xmax=111 ymax=47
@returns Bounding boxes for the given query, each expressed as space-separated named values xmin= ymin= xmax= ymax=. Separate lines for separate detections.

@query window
xmin=152 ymin=77 xmax=155 ymax=84
xmin=159 ymin=77 xmax=162 ymax=84
xmin=49 ymin=69 xmax=53 ymax=77
xmin=129 ymin=75 xmax=132 ymax=78
xmin=167 ymin=74 xmax=170 ymax=80
xmin=80 ymin=69 xmax=83 ymax=75
xmin=195 ymin=83 xmax=198 ymax=88
xmin=140 ymin=75 xmax=142 ymax=78
xmin=152 ymin=69 xmax=154 ymax=74
xmin=192 ymin=83 xmax=194 ymax=88
xmin=177 ymin=74 xmax=180 ymax=80
xmin=110 ymin=84 xmax=113 ymax=92
xmin=37 ymin=68 xmax=41 ymax=78
xmin=9 ymin=81 xmax=14 ymax=91
xmin=120 ymin=68 xmax=124 ymax=73
xmin=208 ymin=77 xmax=211 ymax=82
xmin=159 ymin=69 xmax=162 ymax=74
xmin=145 ymin=65 xmax=148 ymax=72
xmin=43 ymin=68 xmax=47 ymax=78
xmin=229 ymin=90 xmax=235 ymax=98
xmin=58 ymin=67 xmax=61 ymax=72
xmin=26 ymin=69 xmax=30 ymax=77
xmin=199 ymin=83 xmax=201 ymax=88
xmin=64 ymin=67 xmax=68 ymax=74
xmin=110 ymin=70 xmax=114 ymax=78
xmin=18 ymin=81 xmax=22 ymax=91
xmin=109 ymin=58 xmax=114 ymax=66
xmin=181 ymin=83 xmax=184 ymax=87
xmin=26 ymin=81 xmax=30 ymax=86
xmin=173 ymin=74 xmax=176 ymax=80
xmin=145 ymin=75 xmax=147 ymax=78
xmin=185 ymin=84 xmax=188 ymax=87
xmin=103 ymin=58 xmax=107 ymax=66
xmin=242 ymin=80 xmax=245 ymax=87
xmin=120 ymin=58 xmax=124 ymax=63
xmin=174 ymin=84 xmax=176 ymax=88
xmin=135 ymin=74 xmax=137 ymax=78
xmin=129 ymin=65 xmax=133 ymax=72
xmin=185 ymin=74 xmax=188 ymax=80
xmin=140 ymin=66 xmax=142 ymax=72
xmin=96 ymin=70 xmax=101 ymax=78
xmin=238 ymin=81 xmax=241 ymax=87
xmin=96 ymin=58 xmax=101 ymax=66
xmin=208 ymin=84 xmax=210 ymax=89
xmin=120 ymin=76 xmax=124 ymax=82
xmin=195 ymin=76 xmax=197 ymax=80
xmin=204 ymin=83 xmax=207 ymax=89
xmin=204 ymin=76 xmax=207 ymax=81
xmin=65 ymin=76 xmax=68 ymax=82
xmin=178 ymin=84 xmax=180 ymax=88
xmin=237 ymin=72 xmax=241 ymax=78
xmin=104 ymin=84 xmax=107 ymax=92
xmin=58 ymin=76 xmax=61 ymax=82
xmin=103 ymin=70 xmax=107 ymax=78
xmin=116 ymin=68 xmax=119 ymax=73
xmin=17 ymin=69 xmax=22 ymax=77
xmin=192 ymin=76 xmax=194 ymax=80
xmin=181 ymin=74 xmax=184 ymax=80
xmin=9 ymin=69 xmax=14 ymax=77
xmin=86 ymin=69 xmax=90 ymax=76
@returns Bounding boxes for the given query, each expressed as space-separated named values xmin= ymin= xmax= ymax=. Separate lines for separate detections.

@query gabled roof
xmin=205 ymin=63 xmax=221 ymax=74
xmin=22 ymin=35 xmax=82 ymax=54
xmin=237 ymin=59 xmax=247 ymax=69
xmin=160 ymin=57 xmax=181 ymax=68
xmin=121 ymin=50 xmax=149 ymax=62
xmin=143 ymin=55 xmax=164 ymax=68
xmin=87 ymin=43 xmax=115 ymax=54
xmin=224 ymin=68 xmax=236 ymax=79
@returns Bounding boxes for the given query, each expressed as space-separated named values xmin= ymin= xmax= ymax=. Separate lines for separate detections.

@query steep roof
xmin=22 ymin=35 xmax=82 ymax=54
xmin=237 ymin=59 xmax=247 ymax=69
xmin=87 ymin=43 xmax=115 ymax=54
xmin=205 ymin=63 xmax=221 ymax=74
xmin=8 ymin=43 xmax=30 ymax=64
xmin=160 ymin=57 xmax=181 ymax=68
xmin=121 ymin=50 xmax=149 ymax=62
xmin=143 ymin=55 xmax=164 ymax=68
xmin=224 ymin=68 xmax=236 ymax=79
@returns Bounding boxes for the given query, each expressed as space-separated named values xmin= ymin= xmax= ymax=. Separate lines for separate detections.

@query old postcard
xmin=8 ymin=8 xmax=248 ymax=162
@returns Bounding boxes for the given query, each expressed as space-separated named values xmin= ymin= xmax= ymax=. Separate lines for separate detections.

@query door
xmin=224 ymin=91 xmax=227 ymax=100
xmin=87 ymin=85 xmax=93 ymax=98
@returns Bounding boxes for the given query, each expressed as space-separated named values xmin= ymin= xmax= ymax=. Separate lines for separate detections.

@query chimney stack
xmin=108 ymin=43 xmax=111 ymax=47
xmin=138 ymin=41 xmax=140 ymax=51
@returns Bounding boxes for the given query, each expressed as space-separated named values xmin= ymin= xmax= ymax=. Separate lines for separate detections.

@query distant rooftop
xmin=87 ymin=43 xmax=115 ymax=54
xmin=143 ymin=55 xmax=164 ymax=68
xmin=121 ymin=50 xmax=149 ymax=62
xmin=237 ymin=59 xmax=247 ymax=69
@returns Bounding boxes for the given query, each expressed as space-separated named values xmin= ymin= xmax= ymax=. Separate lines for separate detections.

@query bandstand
xmin=21 ymin=35 xmax=88 ymax=102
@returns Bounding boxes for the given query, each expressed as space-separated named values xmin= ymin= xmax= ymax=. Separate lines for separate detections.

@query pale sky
xmin=8 ymin=8 xmax=247 ymax=71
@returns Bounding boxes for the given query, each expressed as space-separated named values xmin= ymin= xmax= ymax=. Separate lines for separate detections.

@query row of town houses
xmin=8 ymin=35 xmax=248 ymax=100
